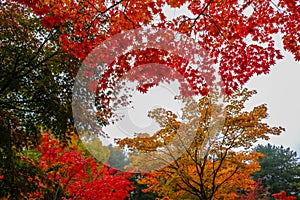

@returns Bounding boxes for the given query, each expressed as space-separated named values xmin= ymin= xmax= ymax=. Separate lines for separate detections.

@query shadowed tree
xmin=0 ymin=2 xmax=79 ymax=198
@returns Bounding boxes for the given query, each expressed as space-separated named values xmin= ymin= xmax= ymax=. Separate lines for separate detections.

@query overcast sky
xmin=245 ymin=47 xmax=300 ymax=154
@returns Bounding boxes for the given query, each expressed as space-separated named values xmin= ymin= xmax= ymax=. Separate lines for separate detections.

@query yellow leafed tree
xmin=116 ymin=88 xmax=284 ymax=200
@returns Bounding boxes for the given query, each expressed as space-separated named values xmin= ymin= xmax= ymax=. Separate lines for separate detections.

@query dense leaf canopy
xmin=0 ymin=0 xmax=299 ymax=199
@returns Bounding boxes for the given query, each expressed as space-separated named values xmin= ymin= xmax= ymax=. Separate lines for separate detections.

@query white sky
xmin=245 ymin=48 xmax=300 ymax=154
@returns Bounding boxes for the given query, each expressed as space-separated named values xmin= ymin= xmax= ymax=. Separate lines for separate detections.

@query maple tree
xmin=12 ymin=0 xmax=300 ymax=94
xmin=3 ymin=0 xmax=298 ymax=141
xmin=4 ymin=0 xmax=299 ymax=134
xmin=10 ymin=0 xmax=299 ymax=131
xmin=116 ymin=88 xmax=285 ymax=199
xmin=1 ymin=132 xmax=134 ymax=199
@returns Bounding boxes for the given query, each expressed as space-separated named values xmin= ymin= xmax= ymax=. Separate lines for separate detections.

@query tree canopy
xmin=116 ymin=89 xmax=285 ymax=199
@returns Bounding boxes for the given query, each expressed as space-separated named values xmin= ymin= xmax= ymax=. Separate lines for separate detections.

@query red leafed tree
xmin=13 ymin=0 xmax=299 ymax=93
xmin=272 ymin=191 xmax=297 ymax=200
xmin=24 ymin=133 xmax=134 ymax=200
xmin=12 ymin=0 xmax=299 ymax=127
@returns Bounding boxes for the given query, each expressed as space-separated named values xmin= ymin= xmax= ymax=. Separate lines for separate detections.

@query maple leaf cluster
xmin=13 ymin=0 xmax=164 ymax=60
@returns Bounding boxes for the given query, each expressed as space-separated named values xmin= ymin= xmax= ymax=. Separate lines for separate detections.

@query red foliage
xmin=27 ymin=133 xmax=134 ymax=199
xmin=239 ymin=179 xmax=268 ymax=200
xmin=12 ymin=0 xmax=299 ymax=95
xmin=272 ymin=191 xmax=297 ymax=200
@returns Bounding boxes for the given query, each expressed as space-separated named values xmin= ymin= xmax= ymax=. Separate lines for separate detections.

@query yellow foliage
xmin=116 ymin=88 xmax=284 ymax=199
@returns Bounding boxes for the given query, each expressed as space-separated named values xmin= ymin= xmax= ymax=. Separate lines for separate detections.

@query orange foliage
xmin=117 ymin=89 xmax=284 ymax=199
